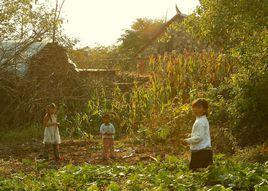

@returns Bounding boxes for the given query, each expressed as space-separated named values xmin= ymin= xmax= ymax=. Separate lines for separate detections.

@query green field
xmin=1 ymin=155 xmax=267 ymax=191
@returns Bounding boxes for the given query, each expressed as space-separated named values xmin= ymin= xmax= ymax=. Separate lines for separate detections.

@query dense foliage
xmin=56 ymin=52 xmax=240 ymax=154
xmin=184 ymin=0 xmax=267 ymax=49
xmin=1 ymin=155 xmax=267 ymax=190
xmin=0 ymin=1 xmax=267 ymax=191
xmin=0 ymin=0 xmax=70 ymax=127
xmin=68 ymin=1 xmax=267 ymax=146
xmin=182 ymin=0 xmax=268 ymax=145
xmin=118 ymin=18 xmax=163 ymax=56
xmin=1 ymin=0 xmax=267 ymax=147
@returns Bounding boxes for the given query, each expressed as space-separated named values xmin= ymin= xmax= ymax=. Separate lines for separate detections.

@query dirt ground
xmin=0 ymin=139 xmax=188 ymax=177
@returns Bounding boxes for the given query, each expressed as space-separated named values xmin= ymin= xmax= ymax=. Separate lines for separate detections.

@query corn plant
xmin=58 ymin=51 xmax=236 ymax=143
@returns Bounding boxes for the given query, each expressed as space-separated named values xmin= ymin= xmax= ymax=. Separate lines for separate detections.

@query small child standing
xmin=43 ymin=103 xmax=61 ymax=162
xmin=100 ymin=113 xmax=115 ymax=160
xmin=185 ymin=98 xmax=212 ymax=171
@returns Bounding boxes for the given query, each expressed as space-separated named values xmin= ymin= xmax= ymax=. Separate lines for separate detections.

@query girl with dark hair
xmin=185 ymin=98 xmax=213 ymax=171
xmin=43 ymin=103 xmax=61 ymax=162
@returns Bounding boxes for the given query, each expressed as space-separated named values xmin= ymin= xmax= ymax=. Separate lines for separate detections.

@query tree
xmin=0 ymin=0 xmax=67 ymax=127
xmin=0 ymin=0 xmax=60 ymax=41
xmin=183 ymin=0 xmax=268 ymax=145
xmin=184 ymin=0 xmax=267 ymax=49
xmin=118 ymin=18 xmax=164 ymax=57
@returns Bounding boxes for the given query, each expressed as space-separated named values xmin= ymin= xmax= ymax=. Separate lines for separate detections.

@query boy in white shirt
xmin=185 ymin=98 xmax=213 ymax=171
xmin=100 ymin=113 xmax=115 ymax=160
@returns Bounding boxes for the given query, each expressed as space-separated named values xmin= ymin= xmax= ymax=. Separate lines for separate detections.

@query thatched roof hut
xmin=0 ymin=41 xmax=118 ymax=80
xmin=0 ymin=42 xmax=85 ymax=125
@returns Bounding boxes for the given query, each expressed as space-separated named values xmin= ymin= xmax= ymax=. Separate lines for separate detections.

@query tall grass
xmin=0 ymin=123 xmax=43 ymax=143
xmin=57 ymin=51 xmax=235 ymax=146
xmin=1 ymin=51 xmax=237 ymax=150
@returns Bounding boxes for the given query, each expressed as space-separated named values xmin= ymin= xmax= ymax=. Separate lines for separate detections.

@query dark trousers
xmin=43 ymin=144 xmax=60 ymax=161
xmin=189 ymin=149 xmax=213 ymax=171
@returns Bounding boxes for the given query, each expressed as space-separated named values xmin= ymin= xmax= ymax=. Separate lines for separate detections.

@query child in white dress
xmin=43 ymin=103 xmax=61 ymax=162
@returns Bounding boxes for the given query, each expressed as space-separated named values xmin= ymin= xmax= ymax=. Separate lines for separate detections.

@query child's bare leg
xmin=53 ymin=144 xmax=60 ymax=161
xmin=110 ymin=139 xmax=115 ymax=158
xmin=103 ymin=139 xmax=109 ymax=159
xmin=43 ymin=143 xmax=50 ymax=160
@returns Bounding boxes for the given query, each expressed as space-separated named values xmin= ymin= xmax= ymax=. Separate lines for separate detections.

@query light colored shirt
xmin=100 ymin=123 xmax=115 ymax=139
xmin=186 ymin=115 xmax=211 ymax=151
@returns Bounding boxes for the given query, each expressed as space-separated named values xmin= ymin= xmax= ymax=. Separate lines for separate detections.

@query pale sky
xmin=58 ymin=0 xmax=200 ymax=47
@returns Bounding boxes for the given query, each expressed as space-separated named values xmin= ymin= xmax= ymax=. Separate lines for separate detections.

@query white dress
xmin=43 ymin=114 xmax=61 ymax=144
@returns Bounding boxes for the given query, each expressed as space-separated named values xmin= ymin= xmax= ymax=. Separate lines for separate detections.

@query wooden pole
xmin=133 ymin=13 xmax=185 ymax=58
